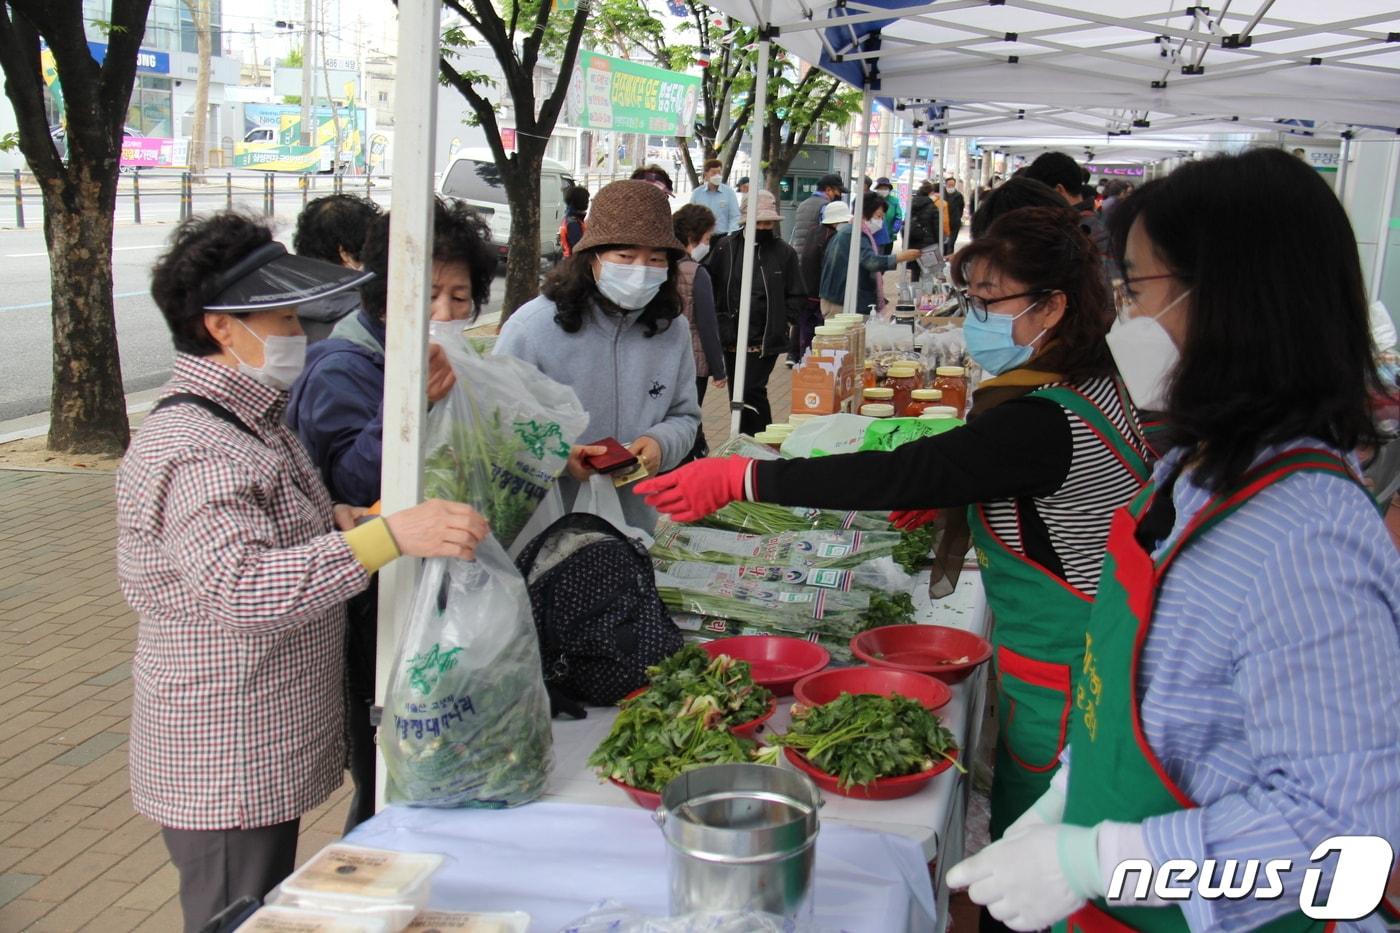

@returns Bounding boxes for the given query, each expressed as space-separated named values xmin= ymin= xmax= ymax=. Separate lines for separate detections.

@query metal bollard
xmin=226 ymin=172 xmax=233 ymax=211
xmin=13 ymin=169 xmax=24 ymax=229
xmin=334 ymin=173 xmax=343 ymax=195
xmin=365 ymin=173 xmax=372 ymax=196
xmin=264 ymin=173 xmax=274 ymax=216
xmin=300 ymin=174 xmax=309 ymax=208
xmin=179 ymin=172 xmax=192 ymax=220
xmin=132 ymin=172 xmax=141 ymax=224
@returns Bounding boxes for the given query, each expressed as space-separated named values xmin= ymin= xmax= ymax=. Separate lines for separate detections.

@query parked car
xmin=438 ymin=149 xmax=575 ymax=269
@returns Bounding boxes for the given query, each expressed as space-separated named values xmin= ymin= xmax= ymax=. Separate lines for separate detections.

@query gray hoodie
xmin=495 ymin=294 xmax=700 ymax=532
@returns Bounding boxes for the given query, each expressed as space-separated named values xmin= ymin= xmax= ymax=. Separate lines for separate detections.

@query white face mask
xmin=1105 ymin=289 xmax=1191 ymax=411
xmin=230 ymin=317 xmax=307 ymax=391
xmin=706 ymin=173 xmax=721 ymax=188
xmin=689 ymin=242 xmax=710 ymax=263
xmin=595 ymin=260 xmax=669 ymax=310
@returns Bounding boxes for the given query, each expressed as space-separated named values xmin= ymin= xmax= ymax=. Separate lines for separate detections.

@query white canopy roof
xmin=706 ymin=0 xmax=1400 ymax=131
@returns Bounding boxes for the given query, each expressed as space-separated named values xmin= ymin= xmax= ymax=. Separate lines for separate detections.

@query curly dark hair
xmin=541 ymin=248 xmax=680 ymax=337
xmin=861 ymin=192 xmax=887 ymax=220
xmin=970 ymin=176 xmax=1066 ymax=238
xmin=359 ymin=197 xmax=494 ymax=322
xmin=1106 ymin=148 xmax=1382 ymax=492
xmin=952 ymin=205 xmax=1114 ymax=383
xmin=292 ymin=194 xmax=382 ymax=265
xmin=151 ymin=211 xmax=274 ymax=356
xmin=673 ymin=204 xmax=716 ymax=247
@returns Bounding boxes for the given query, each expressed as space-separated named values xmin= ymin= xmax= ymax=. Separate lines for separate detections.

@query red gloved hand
xmin=636 ymin=456 xmax=752 ymax=523
xmin=889 ymin=508 xmax=940 ymax=531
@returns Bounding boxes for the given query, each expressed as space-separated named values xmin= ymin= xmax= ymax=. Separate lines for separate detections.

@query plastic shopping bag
xmin=575 ymin=473 xmax=655 ymax=548
xmin=381 ymin=539 xmax=554 ymax=808
xmin=422 ymin=323 xmax=589 ymax=549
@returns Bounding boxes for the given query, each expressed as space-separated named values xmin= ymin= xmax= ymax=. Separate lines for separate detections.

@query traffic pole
xmin=12 ymin=170 xmax=23 ymax=229
xmin=133 ymin=171 xmax=142 ymax=224
xmin=180 ymin=172 xmax=192 ymax=220
xmin=263 ymin=173 xmax=274 ymax=216
xmin=226 ymin=172 xmax=233 ymax=211
xmin=300 ymin=174 xmax=309 ymax=209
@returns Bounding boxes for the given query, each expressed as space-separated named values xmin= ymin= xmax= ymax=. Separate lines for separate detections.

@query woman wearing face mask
xmin=287 ymin=196 xmax=495 ymax=832
xmin=672 ymin=204 xmax=727 ymax=461
xmin=495 ymin=180 xmax=701 ymax=533
xmin=639 ymin=206 xmax=1152 ymax=843
xmin=118 ymin=212 xmax=489 ymax=932
xmin=821 ymin=192 xmax=922 ymax=315
xmin=947 ymin=148 xmax=1400 ymax=933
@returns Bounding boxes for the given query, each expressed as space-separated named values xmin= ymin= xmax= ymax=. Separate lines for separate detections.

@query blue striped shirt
xmin=1136 ymin=440 xmax=1400 ymax=932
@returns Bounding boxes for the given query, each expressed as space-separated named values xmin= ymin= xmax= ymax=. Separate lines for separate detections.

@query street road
xmin=0 ymin=178 xmax=500 ymax=422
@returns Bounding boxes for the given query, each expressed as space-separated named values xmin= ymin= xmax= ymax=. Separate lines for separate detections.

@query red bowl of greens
xmin=608 ymin=777 xmax=662 ymax=809
xmin=700 ymin=636 xmax=830 ymax=697
xmin=622 ymin=687 xmax=777 ymax=737
xmin=783 ymin=745 xmax=959 ymax=800
xmin=792 ymin=666 xmax=951 ymax=711
xmin=850 ymin=625 xmax=992 ymax=684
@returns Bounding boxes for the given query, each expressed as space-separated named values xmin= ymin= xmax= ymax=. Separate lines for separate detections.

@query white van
xmin=438 ymin=149 xmax=575 ymax=267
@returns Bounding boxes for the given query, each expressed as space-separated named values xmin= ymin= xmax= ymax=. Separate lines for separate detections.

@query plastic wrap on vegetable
xmin=650 ymin=526 xmax=902 ymax=569
xmin=561 ymin=900 xmax=791 ymax=933
xmin=422 ymin=324 xmax=588 ymax=549
xmin=381 ymin=541 xmax=553 ymax=808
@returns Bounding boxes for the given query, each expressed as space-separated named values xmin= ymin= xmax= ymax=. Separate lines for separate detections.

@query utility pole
xmin=299 ymin=0 xmax=315 ymax=145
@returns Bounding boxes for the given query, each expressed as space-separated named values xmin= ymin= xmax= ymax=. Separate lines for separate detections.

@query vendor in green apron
xmin=947 ymin=148 xmax=1400 ymax=932
xmin=638 ymin=206 xmax=1152 ymax=840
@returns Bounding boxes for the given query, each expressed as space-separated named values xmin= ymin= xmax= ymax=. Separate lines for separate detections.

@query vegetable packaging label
xmin=381 ymin=539 xmax=554 ymax=808
xmin=423 ymin=325 xmax=589 ymax=549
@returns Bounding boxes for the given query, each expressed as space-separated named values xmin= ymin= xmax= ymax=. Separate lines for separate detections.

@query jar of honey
xmin=885 ymin=363 xmax=920 ymax=416
xmin=904 ymin=388 xmax=944 ymax=418
xmin=932 ymin=365 xmax=968 ymax=415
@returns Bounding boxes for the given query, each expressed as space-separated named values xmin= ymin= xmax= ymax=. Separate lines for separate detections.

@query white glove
xmin=947 ymin=823 xmax=1105 ymax=932
xmin=1002 ymin=782 xmax=1066 ymax=839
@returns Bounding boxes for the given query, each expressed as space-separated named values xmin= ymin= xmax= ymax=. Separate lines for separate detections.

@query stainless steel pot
xmin=655 ymin=763 xmax=821 ymax=920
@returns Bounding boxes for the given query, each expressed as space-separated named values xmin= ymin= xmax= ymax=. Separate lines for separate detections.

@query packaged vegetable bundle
xmin=653 ymin=560 xmax=875 ymax=638
xmin=650 ymin=525 xmax=902 ymax=569
xmin=381 ymin=541 xmax=553 ymax=808
xmin=422 ymin=325 xmax=588 ymax=549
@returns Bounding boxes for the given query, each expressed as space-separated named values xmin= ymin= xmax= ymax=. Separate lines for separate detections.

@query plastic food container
xmin=919 ymin=405 xmax=961 ymax=420
xmin=904 ymin=388 xmax=944 ymax=418
xmin=859 ymin=403 xmax=895 ymax=418
xmin=700 ymin=635 xmax=831 ymax=696
xmin=753 ymin=431 xmax=788 ymax=450
xmin=764 ymin=423 xmax=796 ymax=438
xmin=862 ymin=386 xmax=894 ymax=401
xmin=270 ymin=844 xmax=443 ymax=927
xmin=885 ymin=363 xmax=921 ymax=415
xmin=404 ymin=911 xmax=531 ymax=932
xmin=850 ymin=624 xmax=993 ymax=683
xmin=787 ymin=414 xmax=817 ymax=426
xmin=240 ymin=904 xmax=394 ymax=932
xmin=932 ymin=366 xmax=968 ymax=415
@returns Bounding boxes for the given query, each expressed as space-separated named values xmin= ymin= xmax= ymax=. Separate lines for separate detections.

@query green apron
xmin=1058 ymin=448 xmax=1367 ymax=933
xmin=970 ymin=380 xmax=1150 ymax=840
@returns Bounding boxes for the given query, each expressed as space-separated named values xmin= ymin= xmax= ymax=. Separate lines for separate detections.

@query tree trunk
xmin=184 ymin=0 xmax=211 ymax=177
xmin=42 ymin=177 xmax=129 ymax=455
xmin=500 ymin=145 xmax=545 ymax=324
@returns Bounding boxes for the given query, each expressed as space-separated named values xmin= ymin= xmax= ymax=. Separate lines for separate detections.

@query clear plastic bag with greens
xmin=422 ymin=324 xmax=588 ymax=549
xmin=649 ymin=525 xmax=902 ymax=568
xmin=381 ymin=540 xmax=553 ymax=808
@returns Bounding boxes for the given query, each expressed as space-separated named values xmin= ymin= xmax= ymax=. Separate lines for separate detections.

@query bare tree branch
xmin=0 ymin=3 xmax=62 ymax=179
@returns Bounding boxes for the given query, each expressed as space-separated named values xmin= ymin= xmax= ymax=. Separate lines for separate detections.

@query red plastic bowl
xmin=850 ymin=625 xmax=993 ymax=684
xmin=792 ymin=665 xmax=952 ymax=712
xmin=701 ymin=636 xmax=831 ymax=696
xmin=608 ymin=777 xmax=661 ymax=809
xmin=622 ymin=687 xmax=778 ymax=737
xmin=783 ymin=746 xmax=959 ymax=800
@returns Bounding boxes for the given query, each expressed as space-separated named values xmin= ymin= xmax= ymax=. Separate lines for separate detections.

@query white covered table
xmin=352 ymin=569 xmax=990 ymax=932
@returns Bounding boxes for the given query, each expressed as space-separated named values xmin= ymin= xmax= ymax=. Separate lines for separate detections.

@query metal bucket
xmin=655 ymin=763 xmax=821 ymax=920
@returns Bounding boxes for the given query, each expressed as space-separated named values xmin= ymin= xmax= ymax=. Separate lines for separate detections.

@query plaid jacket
xmin=116 ymin=354 xmax=368 ymax=830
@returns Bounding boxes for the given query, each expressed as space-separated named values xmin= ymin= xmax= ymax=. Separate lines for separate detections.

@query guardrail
xmin=3 ymin=168 xmax=392 ymax=228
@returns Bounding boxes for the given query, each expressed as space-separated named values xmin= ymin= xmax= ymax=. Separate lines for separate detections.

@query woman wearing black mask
xmin=705 ymin=188 xmax=807 ymax=434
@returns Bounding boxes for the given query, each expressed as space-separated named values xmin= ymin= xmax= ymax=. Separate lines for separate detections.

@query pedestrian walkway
xmin=0 ymin=367 xmax=786 ymax=931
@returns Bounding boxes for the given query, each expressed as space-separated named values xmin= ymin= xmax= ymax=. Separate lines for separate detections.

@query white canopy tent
xmin=374 ymin=3 xmax=1400 ymax=805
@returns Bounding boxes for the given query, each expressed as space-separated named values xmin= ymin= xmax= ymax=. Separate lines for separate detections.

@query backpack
xmin=514 ymin=512 xmax=683 ymax=716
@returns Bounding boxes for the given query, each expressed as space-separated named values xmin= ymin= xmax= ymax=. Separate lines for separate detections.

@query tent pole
xmin=1336 ymin=130 xmax=1353 ymax=203
xmin=844 ymin=90 xmax=875 ymax=315
xmin=374 ymin=0 xmax=440 ymax=811
xmin=729 ymin=0 xmax=772 ymax=438
xmin=900 ymin=110 xmax=916 ymax=251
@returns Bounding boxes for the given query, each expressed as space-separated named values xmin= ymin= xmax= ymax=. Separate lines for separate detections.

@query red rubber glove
xmin=636 ymin=456 xmax=752 ymax=523
xmin=889 ymin=508 xmax=939 ymax=531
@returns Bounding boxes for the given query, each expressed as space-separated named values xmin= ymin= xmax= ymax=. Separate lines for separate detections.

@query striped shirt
xmin=116 ymin=354 xmax=369 ymax=830
xmin=1137 ymin=440 xmax=1400 ymax=932
xmin=983 ymin=374 xmax=1148 ymax=594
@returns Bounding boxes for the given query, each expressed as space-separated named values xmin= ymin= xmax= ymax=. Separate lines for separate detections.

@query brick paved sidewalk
xmin=0 ymin=369 xmax=785 ymax=931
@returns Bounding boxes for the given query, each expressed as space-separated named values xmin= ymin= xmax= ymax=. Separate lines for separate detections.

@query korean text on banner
xmin=565 ymin=50 xmax=702 ymax=137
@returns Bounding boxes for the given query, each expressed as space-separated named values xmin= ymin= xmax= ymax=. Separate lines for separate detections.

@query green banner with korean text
xmin=565 ymin=50 xmax=701 ymax=137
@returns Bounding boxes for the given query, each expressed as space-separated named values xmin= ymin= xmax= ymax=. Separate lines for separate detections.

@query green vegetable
xmin=892 ymin=525 xmax=939 ymax=575
xmin=861 ymin=591 xmax=917 ymax=631
xmin=773 ymin=692 xmax=964 ymax=789
xmin=697 ymin=501 xmax=894 ymax=535
xmin=631 ymin=644 xmax=774 ymax=726
xmin=650 ymin=526 xmax=903 ymax=569
xmin=588 ymin=701 xmax=761 ymax=791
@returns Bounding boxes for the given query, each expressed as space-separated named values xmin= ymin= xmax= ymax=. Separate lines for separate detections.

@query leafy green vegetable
xmin=631 ymin=644 xmax=774 ymax=726
xmin=773 ymin=692 xmax=964 ymax=790
xmin=650 ymin=525 xmax=903 ymax=569
xmin=697 ymin=501 xmax=894 ymax=536
xmin=860 ymin=591 xmax=917 ymax=631
xmin=892 ymin=525 xmax=939 ymax=575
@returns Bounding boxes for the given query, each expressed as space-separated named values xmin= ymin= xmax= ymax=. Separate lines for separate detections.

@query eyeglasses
xmin=960 ymin=288 xmax=1052 ymax=322
xmin=1114 ymin=273 xmax=1177 ymax=320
